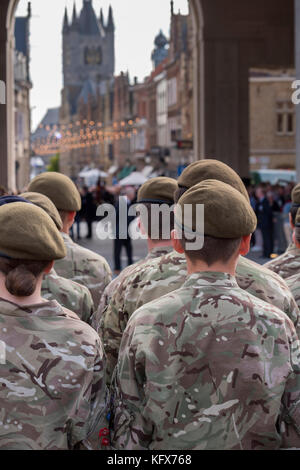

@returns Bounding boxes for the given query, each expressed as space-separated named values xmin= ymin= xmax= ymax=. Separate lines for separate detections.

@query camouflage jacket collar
xmin=148 ymin=245 xmax=174 ymax=260
xmin=287 ymin=242 xmax=300 ymax=256
xmin=61 ymin=232 xmax=74 ymax=246
xmin=0 ymin=298 xmax=65 ymax=318
xmin=184 ymin=271 xmax=238 ymax=289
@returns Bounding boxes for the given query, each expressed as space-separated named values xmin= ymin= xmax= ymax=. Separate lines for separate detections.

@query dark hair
xmin=179 ymin=235 xmax=242 ymax=266
xmin=0 ymin=258 xmax=49 ymax=297
xmin=174 ymin=186 xmax=187 ymax=204
xmin=138 ymin=202 xmax=174 ymax=240
xmin=290 ymin=206 xmax=298 ymax=226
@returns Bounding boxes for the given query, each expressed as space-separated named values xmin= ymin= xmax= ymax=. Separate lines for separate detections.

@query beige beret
xmin=20 ymin=192 xmax=63 ymax=230
xmin=0 ymin=202 xmax=66 ymax=260
xmin=175 ymin=179 xmax=257 ymax=238
xmin=27 ymin=172 xmax=81 ymax=212
xmin=177 ymin=160 xmax=250 ymax=202
xmin=137 ymin=177 xmax=177 ymax=205
xmin=292 ymin=184 xmax=300 ymax=206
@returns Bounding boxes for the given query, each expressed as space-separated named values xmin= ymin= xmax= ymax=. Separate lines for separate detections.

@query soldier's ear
xmin=292 ymin=231 xmax=299 ymax=248
xmin=44 ymin=261 xmax=54 ymax=275
xmin=239 ymin=235 xmax=251 ymax=256
xmin=137 ymin=217 xmax=147 ymax=236
xmin=171 ymin=229 xmax=184 ymax=254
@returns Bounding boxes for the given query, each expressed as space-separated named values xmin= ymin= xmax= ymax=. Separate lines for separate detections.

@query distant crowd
xmin=247 ymin=181 xmax=295 ymax=258
xmin=1 ymin=177 xmax=296 ymax=260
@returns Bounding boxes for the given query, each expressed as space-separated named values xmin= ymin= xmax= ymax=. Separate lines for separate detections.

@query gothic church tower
xmin=60 ymin=0 xmax=115 ymax=177
xmin=62 ymin=0 xmax=115 ymax=111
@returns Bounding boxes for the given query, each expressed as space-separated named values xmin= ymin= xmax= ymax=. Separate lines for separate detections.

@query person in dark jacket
xmin=82 ymin=186 xmax=96 ymax=239
xmin=113 ymin=187 xmax=136 ymax=275
xmin=255 ymin=185 xmax=274 ymax=258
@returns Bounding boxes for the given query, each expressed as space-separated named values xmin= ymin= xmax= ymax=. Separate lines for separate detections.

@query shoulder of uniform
xmin=60 ymin=307 xmax=104 ymax=344
xmin=70 ymin=243 xmax=111 ymax=269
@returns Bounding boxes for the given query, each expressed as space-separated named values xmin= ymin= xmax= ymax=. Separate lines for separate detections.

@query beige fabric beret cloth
xmin=27 ymin=172 xmax=81 ymax=212
xmin=137 ymin=177 xmax=177 ymax=204
xmin=175 ymin=179 xmax=257 ymax=238
xmin=20 ymin=192 xmax=63 ymax=231
xmin=0 ymin=202 xmax=66 ymax=260
xmin=177 ymin=160 xmax=250 ymax=202
xmin=292 ymin=184 xmax=300 ymax=205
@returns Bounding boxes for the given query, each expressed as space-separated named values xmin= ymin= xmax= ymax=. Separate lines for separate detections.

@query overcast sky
xmin=15 ymin=0 xmax=189 ymax=130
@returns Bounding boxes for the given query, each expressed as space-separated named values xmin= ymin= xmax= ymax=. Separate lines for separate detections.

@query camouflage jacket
xmin=0 ymin=298 xmax=109 ymax=450
xmin=101 ymin=251 xmax=300 ymax=384
xmin=110 ymin=271 xmax=300 ymax=450
xmin=265 ymin=243 xmax=300 ymax=279
xmin=42 ymin=268 xmax=94 ymax=324
xmin=287 ymin=273 xmax=300 ymax=311
xmin=54 ymin=232 xmax=112 ymax=306
xmin=92 ymin=245 xmax=173 ymax=332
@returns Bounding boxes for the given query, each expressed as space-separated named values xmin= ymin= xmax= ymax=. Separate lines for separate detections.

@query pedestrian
xmin=82 ymin=185 xmax=96 ymax=239
xmin=255 ymin=185 xmax=273 ymax=258
xmin=20 ymin=192 xmax=94 ymax=324
xmin=0 ymin=198 xmax=108 ymax=449
xmin=110 ymin=180 xmax=300 ymax=450
xmin=103 ymin=161 xmax=299 ymax=377
xmin=265 ymin=182 xmax=300 ymax=278
xmin=112 ymin=186 xmax=136 ymax=275
xmin=95 ymin=177 xmax=177 ymax=382
xmin=27 ymin=172 xmax=112 ymax=306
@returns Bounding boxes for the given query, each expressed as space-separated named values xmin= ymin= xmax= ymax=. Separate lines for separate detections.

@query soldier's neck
xmin=147 ymin=239 xmax=173 ymax=253
xmin=0 ymin=273 xmax=45 ymax=306
xmin=185 ymin=255 xmax=238 ymax=277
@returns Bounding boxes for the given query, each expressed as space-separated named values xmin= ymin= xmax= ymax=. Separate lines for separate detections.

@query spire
xmin=171 ymin=0 xmax=174 ymax=16
xmin=79 ymin=0 xmax=100 ymax=36
xmin=72 ymin=2 xmax=77 ymax=23
xmin=70 ymin=1 xmax=79 ymax=31
xmin=107 ymin=5 xmax=115 ymax=32
xmin=100 ymin=8 xmax=104 ymax=26
xmin=63 ymin=7 xmax=69 ymax=34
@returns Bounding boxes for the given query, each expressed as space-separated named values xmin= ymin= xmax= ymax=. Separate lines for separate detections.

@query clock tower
xmin=62 ymin=0 xmax=115 ymax=96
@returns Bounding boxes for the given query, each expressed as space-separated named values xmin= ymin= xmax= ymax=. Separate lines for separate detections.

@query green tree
xmin=47 ymin=153 xmax=60 ymax=172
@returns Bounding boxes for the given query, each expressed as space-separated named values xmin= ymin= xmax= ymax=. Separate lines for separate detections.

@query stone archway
xmin=0 ymin=0 xmax=296 ymax=189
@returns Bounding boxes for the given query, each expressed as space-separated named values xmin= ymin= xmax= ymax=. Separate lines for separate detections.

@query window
xmin=168 ymin=78 xmax=177 ymax=107
xmin=276 ymin=100 xmax=295 ymax=135
xmin=277 ymin=113 xmax=283 ymax=133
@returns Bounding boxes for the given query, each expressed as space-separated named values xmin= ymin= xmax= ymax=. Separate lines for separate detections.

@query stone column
xmin=295 ymin=0 xmax=300 ymax=181
xmin=0 ymin=0 xmax=16 ymax=192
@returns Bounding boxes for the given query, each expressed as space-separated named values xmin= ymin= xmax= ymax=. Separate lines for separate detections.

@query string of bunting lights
xmin=32 ymin=117 xmax=142 ymax=156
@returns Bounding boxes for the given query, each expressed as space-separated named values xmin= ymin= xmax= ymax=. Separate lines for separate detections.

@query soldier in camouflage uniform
xmin=0 ymin=199 xmax=108 ymax=449
xmin=28 ymin=172 xmax=112 ymax=306
xmin=91 ymin=177 xmax=177 ymax=330
xmin=265 ymin=183 xmax=300 ymax=278
xmin=42 ymin=269 xmax=94 ymax=324
xmin=110 ymin=180 xmax=300 ymax=450
xmin=285 ymin=207 xmax=300 ymax=310
xmin=21 ymin=192 xmax=94 ymax=324
xmin=101 ymin=161 xmax=300 ymax=384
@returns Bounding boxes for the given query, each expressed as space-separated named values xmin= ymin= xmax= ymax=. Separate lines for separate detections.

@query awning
xmin=119 ymin=172 xmax=148 ymax=187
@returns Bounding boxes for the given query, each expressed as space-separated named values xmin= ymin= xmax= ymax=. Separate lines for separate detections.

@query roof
xmin=31 ymin=108 xmax=60 ymax=142
xmin=78 ymin=78 xmax=97 ymax=104
xmin=79 ymin=0 xmax=101 ymax=36
xmin=15 ymin=17 xmax=29 ymax=57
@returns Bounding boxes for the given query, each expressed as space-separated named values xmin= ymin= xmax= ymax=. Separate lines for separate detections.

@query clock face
xmin=84 ymin=46 xmax=102 ymax=65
